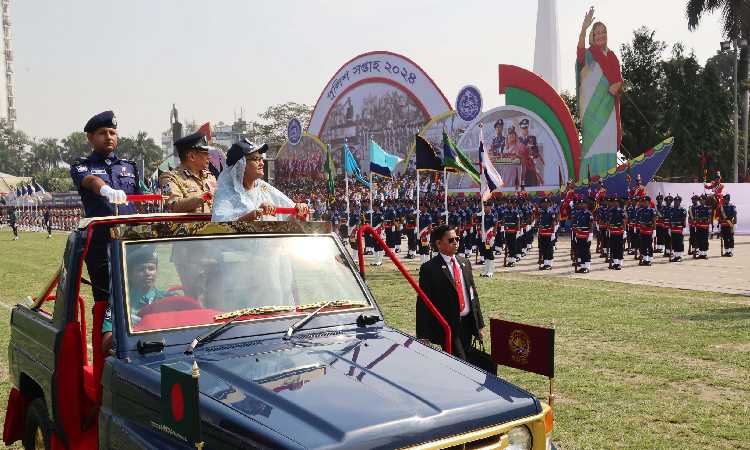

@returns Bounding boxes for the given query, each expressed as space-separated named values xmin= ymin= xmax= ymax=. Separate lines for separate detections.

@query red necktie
xmin=451 ymin=257 xmax=466 ymax=312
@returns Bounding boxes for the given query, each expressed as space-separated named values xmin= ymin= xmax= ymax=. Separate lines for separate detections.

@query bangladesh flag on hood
xmin=442 ymin=132 xmax=480 ymax=185
xmin=159 ymin=363 xmax=202 ymax=446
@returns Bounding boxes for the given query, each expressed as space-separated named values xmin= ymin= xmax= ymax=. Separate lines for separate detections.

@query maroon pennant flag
xmin=490 ymin=318 xmax=554 ymax=378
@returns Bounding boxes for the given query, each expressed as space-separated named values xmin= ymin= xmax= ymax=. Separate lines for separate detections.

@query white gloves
xmin=100 ymin=185 xmax=127 ymax=204
xmin=587 ymin=233 xmax=592 ymax=242
xmin=652 ymin=230 xmax=656 ymax=238
xmin=623 ymin=231 xmax=628 ymax=239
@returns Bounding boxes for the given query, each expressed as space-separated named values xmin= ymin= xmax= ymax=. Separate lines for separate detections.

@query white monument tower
xmin=533 ymin=0 xmax=561 ymax=92
xmin=0 ymin=0 xmax=15 ymax=129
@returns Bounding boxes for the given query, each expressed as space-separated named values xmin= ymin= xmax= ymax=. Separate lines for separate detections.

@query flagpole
xmin=345 ymin=170 xmax=350 ymax=224
xmin=443 ymin=167 xmax=448 ymax=222
xmin=416 ymin=170 xmax=420 ymax=232
xmin=480 ymin=128 xmax=485 ymax=243
xmin=369 ymin=171 xmax=373 ymax=225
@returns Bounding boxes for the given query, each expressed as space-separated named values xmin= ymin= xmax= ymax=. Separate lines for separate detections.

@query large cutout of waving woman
xmin=577 ymin=7 xmax=623 ymax=179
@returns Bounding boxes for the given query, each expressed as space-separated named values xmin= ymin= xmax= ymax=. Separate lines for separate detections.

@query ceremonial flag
xmin=369 ymin=139 xmax=402 ymax=179
xmin=587 ymin=163 xmax=592 ymax=184
xmin=490 ymin=318 xmax=555 ymax=378
xmin=558 ymin=166 xmax=564 ymax=187
xmin=33 ymin=181 xmax=45 ymax=196
xmin=324 ymin=145 xmax=336 ymax=195
xmin=343 ymin=143 xmax=370 ymax=188
xmin=479 ymin=139 xmax=504 ymax=202
xmin=197 ymin=122 xmax=211 ymax=143
xmin=415 ymin=135 xmax=443 ymax=171
xmin=442 ymin=132 xmax=480 ymax=184
xmin=160 ymin=363 xmax=203 ymax=447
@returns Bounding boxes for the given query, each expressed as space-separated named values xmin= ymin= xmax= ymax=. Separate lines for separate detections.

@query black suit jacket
xmin=416 ymin=254 xmax=485 ymax=347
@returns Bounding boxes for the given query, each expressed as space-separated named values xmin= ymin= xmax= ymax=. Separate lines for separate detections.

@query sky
xmin=12 ymin=0 xmax=727 ymax=142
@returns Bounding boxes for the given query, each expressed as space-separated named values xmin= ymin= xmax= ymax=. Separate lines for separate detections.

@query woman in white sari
xmin=211 ymin=139 xmax=309 ymax=222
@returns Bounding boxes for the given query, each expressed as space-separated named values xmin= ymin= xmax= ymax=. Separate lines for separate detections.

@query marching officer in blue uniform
xmin=573 ymin=198 xmax=594 ymax=273
xmin=537 ymin=196 xmax=557 ymax=270
xmin=719 ymin=194 xmax=737 ymax=257
xmin=669 ymin=195 xmax=687 ymax=262
xmin=418 ymin=205 xmax=433 ymax=264
xmin=502 ymin=198 xmax=521 ymax=267
xmin=607 ymin=196 xmax=627 ymax=270
xmin=636 ymin=196 xmax=657 ymax=266
xmin=70 ymin=110 xmax=142 ymax=354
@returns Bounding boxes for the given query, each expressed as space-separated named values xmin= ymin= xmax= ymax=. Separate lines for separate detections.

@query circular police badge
xmin=455 ymin=85 xmax=482 ymax=122
xmin=111 ymin=114 xmax=117 ymax=127
xmin=508 ymin=329 xmax=531 ymax=365
xmin=287 ymin=118 xmax=302 ymax=146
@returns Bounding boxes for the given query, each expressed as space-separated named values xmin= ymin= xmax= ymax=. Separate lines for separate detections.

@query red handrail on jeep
xmin=356 ymin=224 xmax=453 ymax=355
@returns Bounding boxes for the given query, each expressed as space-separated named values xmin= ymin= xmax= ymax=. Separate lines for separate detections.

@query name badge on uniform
xmin=91 ymin=169 xmax=107 ymax=175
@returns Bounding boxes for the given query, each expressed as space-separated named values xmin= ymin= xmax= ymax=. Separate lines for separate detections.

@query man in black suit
xmin=416 ymin=224 xmax=485 ymax=361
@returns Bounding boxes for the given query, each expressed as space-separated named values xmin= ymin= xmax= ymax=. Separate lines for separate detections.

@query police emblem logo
xmin=76 ymin=165 xmax=88 ymax=172
xmin=111 ymin=114 xmax=117 ymax=127
xmin=456 ymin=85 xmax=483 ymax=122
xmin=287 ymin=118 xmax=302 ymax=146
xmin=508 ymin=329 xmax=531 ymax=364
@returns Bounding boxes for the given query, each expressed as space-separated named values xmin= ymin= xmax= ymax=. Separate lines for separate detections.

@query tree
xmin=0 ymin=119 xmax=31 ymax=175
xmin=619 ymin=27 xmax=668 ymax=156
xmin=27 ymin=138 xmax=62 ymax=173
xmin=660 ymin=45 xmax=732 ymax=179
xmin=117 ymin=131 xmax=163 ymax=175
xmin=559 ymin=90 xmax=581 ymax=136
xmin=60 ymin=132 xmax=90 ymax=164
xmin=687 ymin=0 xmax=750 ymax=179
xmin=247 ymin=102 xmax=313 ymax=147
xmin=33 ymin=167 xmax=73 ymax=192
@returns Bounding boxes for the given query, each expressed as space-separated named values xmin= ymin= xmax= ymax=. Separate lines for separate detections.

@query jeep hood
xmin=168 ymin=329 xmax=539 ymax=449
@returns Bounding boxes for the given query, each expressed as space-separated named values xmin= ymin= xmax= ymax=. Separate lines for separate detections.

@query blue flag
xmin=369 ymin=140 xmax=402 ymax=179
xmin=343 ymin=144 xmax=370 ymax=188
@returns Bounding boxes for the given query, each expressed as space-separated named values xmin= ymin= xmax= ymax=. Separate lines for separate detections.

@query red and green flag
xmin=160 ymin=362 xmax=203 ymax=447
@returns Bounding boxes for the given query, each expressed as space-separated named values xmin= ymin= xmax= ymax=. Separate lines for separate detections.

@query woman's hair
xmin=589 ymin=22 xmax=608 ymax=52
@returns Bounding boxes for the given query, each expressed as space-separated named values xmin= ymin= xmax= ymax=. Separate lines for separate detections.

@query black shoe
xmin=644 ymin=261 xmax=652 ymax=266
xmin=699 ymin=255 xmax=708 ymax=260
xmin=506 ymin=261 xmax=515 ymax=267
xmin=614 ymin=265 xmax=622 ymax=270
xmin=674 ymin=257 xmax=682 ymax=262
xmin=727 ymin=253 xmax=733 ymax=257
xmin=580 ymin=268 xmax=590 ymax=273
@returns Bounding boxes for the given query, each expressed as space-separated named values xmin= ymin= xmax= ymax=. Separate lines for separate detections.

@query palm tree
xmin=686 ymin=0 xmax=750 ymax=178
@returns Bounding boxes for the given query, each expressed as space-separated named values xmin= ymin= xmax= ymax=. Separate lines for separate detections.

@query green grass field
xmin=0 ymin=229 xmax=749 ymax=449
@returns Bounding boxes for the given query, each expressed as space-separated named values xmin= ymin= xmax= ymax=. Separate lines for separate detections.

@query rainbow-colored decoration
xmin=499 ymin=64 xmax=582 ymax=181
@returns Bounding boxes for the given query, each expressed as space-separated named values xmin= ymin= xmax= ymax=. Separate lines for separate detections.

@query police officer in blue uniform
xmin=669 ymin=195 xmax=687 ymax=262
xmin=719 ymin=194 xmax=737 ymax=257
xmin=70 ymin=110 xmax=141 ymax=353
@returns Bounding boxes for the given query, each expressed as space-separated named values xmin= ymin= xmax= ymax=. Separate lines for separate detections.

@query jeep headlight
xmin=507 ymin=425 xmax=532 ymax=450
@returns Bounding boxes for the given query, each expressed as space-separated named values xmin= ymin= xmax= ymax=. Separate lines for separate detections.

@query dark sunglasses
xmin=447 ymin=237 xmax=459 ymax=244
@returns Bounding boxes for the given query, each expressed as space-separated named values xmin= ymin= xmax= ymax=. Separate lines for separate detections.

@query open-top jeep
xmin=3 ymin=210 xmax=555 ymax=449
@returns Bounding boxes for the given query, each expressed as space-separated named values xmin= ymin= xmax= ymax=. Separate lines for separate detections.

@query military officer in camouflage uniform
xmin=159 ymin=131 xmax=216 ymax=213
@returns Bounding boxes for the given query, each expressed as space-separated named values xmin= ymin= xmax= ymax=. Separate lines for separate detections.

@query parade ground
xmin=0 ymin=229 xmax=748 ymax=449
